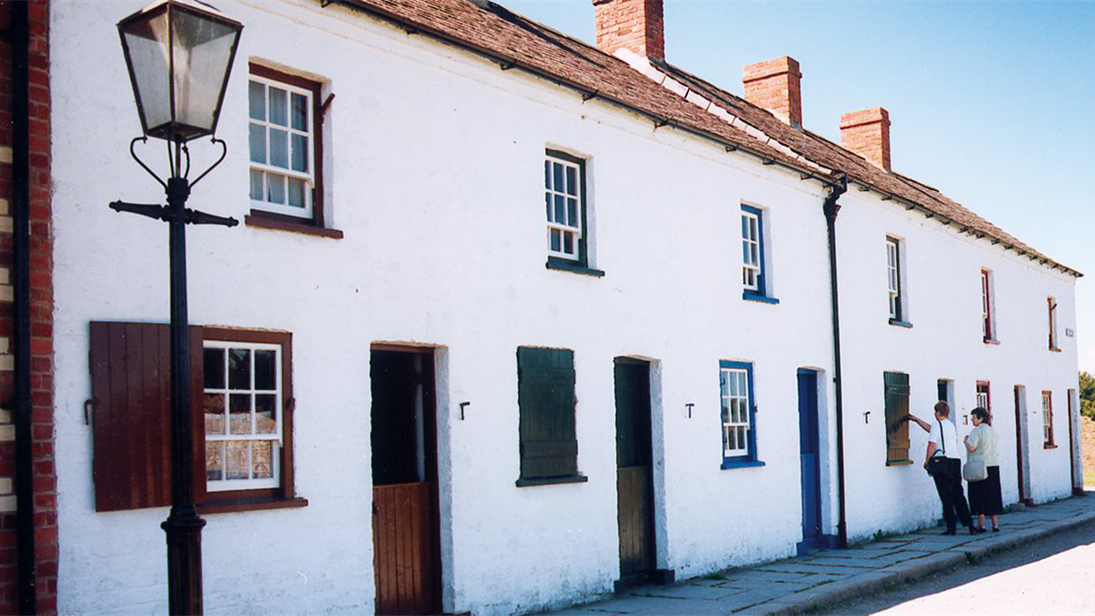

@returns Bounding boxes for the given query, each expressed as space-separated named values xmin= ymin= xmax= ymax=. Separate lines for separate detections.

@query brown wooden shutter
xmin=884 ymin=371 xmax=910 ymax=463
xmin=517 ymin=347 xmax=578 ymax=480
xmin=90 ymin=322 xmax=204 ymax=512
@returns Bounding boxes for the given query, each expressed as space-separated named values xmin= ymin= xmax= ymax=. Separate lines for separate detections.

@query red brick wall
xmin=742 ymin=56 xmax=803 ymax=129
xmin=840 ymin=107 xmax=892 ymax=171
xmin=593 ymin=0 xmax=664 ymax=61
xmin=0 ymin=0 xmax=57 ymax=613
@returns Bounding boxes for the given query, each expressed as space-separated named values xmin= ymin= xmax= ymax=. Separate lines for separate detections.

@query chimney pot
xmin=742 ymin=56 xmax=803 ymax=128
xmin=840 ymin=107 xmax=892 ymax=171
xmin=593 ymin=0 xmax=665 ymax=61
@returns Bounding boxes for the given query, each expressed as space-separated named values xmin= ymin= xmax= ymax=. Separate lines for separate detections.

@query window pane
xmin=267 ymin=174 xmax=286 ymax=204
xmin=204 ymin=394 xmax=225 ymax=435
xmin=545 ymin=193 xmax=551 ymax=219
xmin=288 ymin=177 xmax=306 ymax=209
xmin=269 ymin=128 xmax=289 ymax=169
xmin=203 ymin=348 xmax=225 ymax=388
xmin=567 ymin=198 xmax=577 ymax=227
xmin=552 ymin=162 xmax=563 ymax=193
xmin=229 ymin=349 xmax=251 ymax=389
xmin=229 ymin=394 xmax=253 ymax=435
xmin=255 ymin=350 xmax=277 ymax=390
xmin=563 ymin=232 xmax=573 ymax=255
xmin=248 ymin=81 xmax=265 ymax=121
xmin=206 ymin=442 xmax=224 ymax=481
xmin=550 ymin=228 xmax=560 ymax=252
xmin=226 ymin=441 xmax=249 ymax=480
xmin=544 ymin=160 xmax=551 ymax=190
xmin=291 ymin=93 xmax=308 ymax=131
xmin=249 ymin=169 xmax=264 ymax=201
xmin=252 ymin=441 xmax=274 ymax=479
xmin=269 ymin=87 xmax=287 ymax=126
xmin=565 ymin=166 xmax=577 ymax=196
xmin=554 ymin=195 xmax=565 ymax=225
xmin=255 ymin=394 xmax=277 ymax=434
xmin=249 ymin=124 xmax=266 ymax=164
xmin=291 ymin=134 xmax=309 ymax=172
xmin=721 ymin=403 xmax=730 ymax=423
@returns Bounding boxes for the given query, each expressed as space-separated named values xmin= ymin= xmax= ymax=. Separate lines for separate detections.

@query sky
xmin=500 ymin=0 xmax=1095 ymax=374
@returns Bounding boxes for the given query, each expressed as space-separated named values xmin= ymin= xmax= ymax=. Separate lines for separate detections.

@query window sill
xmin=886 ymin=459 xmax=914 ymax=467
xmin=720 ymin=459 xmax=766 ymax=470
xmin=545 ymin=259 xmax=605 ymax=278
xmin=743 ymin=293 xmax=780 ymax=305
xmin=983 ymin=338 xmax=1000 ymax=346
xmin=516 ymin=474 xmax=589 ymax=488
xmin=245 ymin=212 xmax=344 ymax=239
xmin=198 ymin=496 xmax=308 ymax=515
xmin=888 ymin=319 xmax=913 ymax=328
xmin=1049 ymin=347 xmax=1061 ymax=353
xmin=1044 ymin=444 xmax=1058 ymax=450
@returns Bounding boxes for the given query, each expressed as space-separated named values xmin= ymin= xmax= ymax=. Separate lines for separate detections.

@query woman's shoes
xmin=993 ymin=527 xmax=1000 ymax=532
xmin=970 ymin=526 xmax=987 ymax=535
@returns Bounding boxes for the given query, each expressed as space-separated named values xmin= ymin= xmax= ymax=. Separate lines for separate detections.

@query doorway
xmin=797 ymin=369 xmax=822 ymax=553
xmin=614 ymin=358 xmax=656 ymax=586
xmin=371 ymin=348 xmax=441 ymax=615
xmin=1014 ymin=385 xmax=1032 ymax=505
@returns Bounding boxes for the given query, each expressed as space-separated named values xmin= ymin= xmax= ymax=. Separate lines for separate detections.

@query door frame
xmin=369 ymin=344 xmax=445 ymax=614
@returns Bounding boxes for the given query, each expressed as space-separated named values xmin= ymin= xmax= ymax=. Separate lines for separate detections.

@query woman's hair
xmin=971 ymin=407 xmax=991 ymax=425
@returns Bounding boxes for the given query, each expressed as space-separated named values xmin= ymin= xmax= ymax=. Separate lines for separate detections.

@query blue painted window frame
xmin=719 ymin=360 xmax=764 ymax=469
xmin=740 ymin=205 xmax=777 ymax=304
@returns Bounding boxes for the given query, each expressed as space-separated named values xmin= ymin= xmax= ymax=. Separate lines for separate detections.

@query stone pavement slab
xmin=547 ymin=493 xmax=1095 ymax=616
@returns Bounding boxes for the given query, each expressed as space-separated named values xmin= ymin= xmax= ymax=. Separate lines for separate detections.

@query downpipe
xmin=823 ymin=174 xmax=849 ymax=549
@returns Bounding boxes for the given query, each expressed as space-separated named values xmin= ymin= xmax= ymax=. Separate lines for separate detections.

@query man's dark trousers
xmin=932 ymin=458 xmax=972 ymax=531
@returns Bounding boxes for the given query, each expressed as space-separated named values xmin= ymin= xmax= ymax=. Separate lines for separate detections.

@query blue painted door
xmin=797 ymin=370 xmax=821 ymax=546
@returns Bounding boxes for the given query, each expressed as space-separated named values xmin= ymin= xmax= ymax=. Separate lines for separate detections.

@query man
xmin=909 ymin=402 xmax=975 ymax=535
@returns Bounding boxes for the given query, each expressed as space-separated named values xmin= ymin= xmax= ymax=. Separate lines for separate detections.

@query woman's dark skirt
xmin=968 ymin=465 xmax=1003 ymax=515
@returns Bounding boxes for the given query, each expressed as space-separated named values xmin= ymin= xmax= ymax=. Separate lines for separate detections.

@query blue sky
xmin=501 ymin=0 xmax=1095 ymax=374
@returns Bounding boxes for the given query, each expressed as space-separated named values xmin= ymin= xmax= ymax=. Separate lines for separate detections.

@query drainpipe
xmin=10 ymin=1 xmax=39 ymax=612
xmin=823 ymin=173 xmax=848 ymax=549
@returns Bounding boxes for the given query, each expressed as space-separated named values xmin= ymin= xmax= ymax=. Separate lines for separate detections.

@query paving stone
xmin=631 ymin=584 xmax=745 ymax=601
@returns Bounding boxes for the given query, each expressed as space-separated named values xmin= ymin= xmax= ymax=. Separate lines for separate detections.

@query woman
xmin=964 ymin=407 xmax=1003 ymax=532
xmin=909 ymin=401 xmax=975 ymax=535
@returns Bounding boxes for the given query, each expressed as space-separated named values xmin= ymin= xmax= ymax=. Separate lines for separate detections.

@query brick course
xmin=0 ymin=1 xmax=57 ymax=613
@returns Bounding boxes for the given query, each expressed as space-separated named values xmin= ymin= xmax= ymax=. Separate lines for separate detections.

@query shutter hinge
xmin=84 ymin=398 xmax=97 ymax=426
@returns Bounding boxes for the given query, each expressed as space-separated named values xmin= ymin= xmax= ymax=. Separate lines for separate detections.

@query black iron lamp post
xmin=113 ymin=1 xmax=243 ymax=614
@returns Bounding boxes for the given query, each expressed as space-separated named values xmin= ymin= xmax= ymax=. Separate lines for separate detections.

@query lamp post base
xmin=162 ymin=508 xmax=207 ymax=615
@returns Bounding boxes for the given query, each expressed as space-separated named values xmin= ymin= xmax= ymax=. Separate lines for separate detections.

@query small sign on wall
xmin=1066 ymin=328 xmax=1074 ymax=338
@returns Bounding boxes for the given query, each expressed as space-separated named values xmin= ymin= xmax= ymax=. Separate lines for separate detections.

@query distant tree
xmin=1081 ymin=371 xmax=1095 ymax=419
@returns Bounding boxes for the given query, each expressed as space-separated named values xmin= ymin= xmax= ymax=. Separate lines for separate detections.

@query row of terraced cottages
xmin=0 ymin=0 xmax=1083 ymax=613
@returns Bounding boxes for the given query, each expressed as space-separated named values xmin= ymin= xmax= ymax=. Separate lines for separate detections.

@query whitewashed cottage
xmin=36 ymin=0 xmax=1083 ymax=614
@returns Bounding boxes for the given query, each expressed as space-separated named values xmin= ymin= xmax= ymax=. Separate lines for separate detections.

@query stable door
xmin=614 ymin=358 xmax=656 ymax=583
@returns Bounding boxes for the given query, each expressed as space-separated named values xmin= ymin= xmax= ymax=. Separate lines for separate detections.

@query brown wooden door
xmin=371 ymin=350 xmax=440 ymax=615
xmin=614 ymin=359 xmax=655 ymax=579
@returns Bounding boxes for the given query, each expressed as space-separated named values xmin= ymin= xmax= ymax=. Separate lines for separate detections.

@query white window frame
xmin=544 ymin=153 xmax=584 ymax=262
xmin=204 ymin=340 xmax=284 ymax=492
xmin=741 ymin=209 xmax=761 ymax=292
xmin=249 ymin=74 xmax=315 ymax=219
xmin=981 ymin=269 xmax=995 ymax=341
xmin=886 ymin=237 xmax=903 ymax=321
xmin=720 ymin=366 xmax=751 ymax=459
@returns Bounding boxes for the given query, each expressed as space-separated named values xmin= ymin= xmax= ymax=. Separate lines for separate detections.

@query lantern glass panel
xmin=121 ymin=11 xmax=172 ymax=135
xmin=171 ymin=7 xmax=238 ymax=138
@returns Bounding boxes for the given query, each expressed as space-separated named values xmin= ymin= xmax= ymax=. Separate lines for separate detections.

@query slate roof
xmin=328 ymin=0 xmax=1080 ymax=277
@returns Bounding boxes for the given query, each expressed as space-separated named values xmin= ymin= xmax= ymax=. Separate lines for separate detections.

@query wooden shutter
xmin=89 ymin=322 xmax=203 ymax=512
xmin=517 ymin=347 xmax=578 ymax=480
xmin=883 ymin=372 xmax=910 ymax=464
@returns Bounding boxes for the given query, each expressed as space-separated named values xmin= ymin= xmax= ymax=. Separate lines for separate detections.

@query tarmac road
xmin=813 ymin=518 xmax=1095 ymax=615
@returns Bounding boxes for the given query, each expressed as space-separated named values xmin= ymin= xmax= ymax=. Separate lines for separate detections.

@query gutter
xmin=823 ymin=174 xmax=849 ymax=549
xmin=9 ymin=2 xmax=39 ymax=612
xmin=320 ymin=0 xmax=840 ymax=190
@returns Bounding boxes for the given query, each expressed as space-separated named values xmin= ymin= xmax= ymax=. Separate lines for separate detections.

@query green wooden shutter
xmin=884 ymin=372 xmax=911 ymax=464
xmin=517 ymin=347 xmax=578 ymax=480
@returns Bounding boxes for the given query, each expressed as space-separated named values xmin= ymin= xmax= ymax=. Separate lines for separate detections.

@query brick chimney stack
xmin=840 ymin=107 xmax=892 ymax=171
xmin=742 ymin=56 xmax=803 ymax=128
xmin=593 ymin=0 xmax=665 ymax=61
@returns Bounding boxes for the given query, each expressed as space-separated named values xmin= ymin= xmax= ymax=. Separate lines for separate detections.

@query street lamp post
xmin=113 ymin=2 xmax=243 ymax=614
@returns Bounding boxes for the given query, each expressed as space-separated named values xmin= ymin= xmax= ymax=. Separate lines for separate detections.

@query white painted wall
xmin=48 ymin=0 xmax=1079 ymax=614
